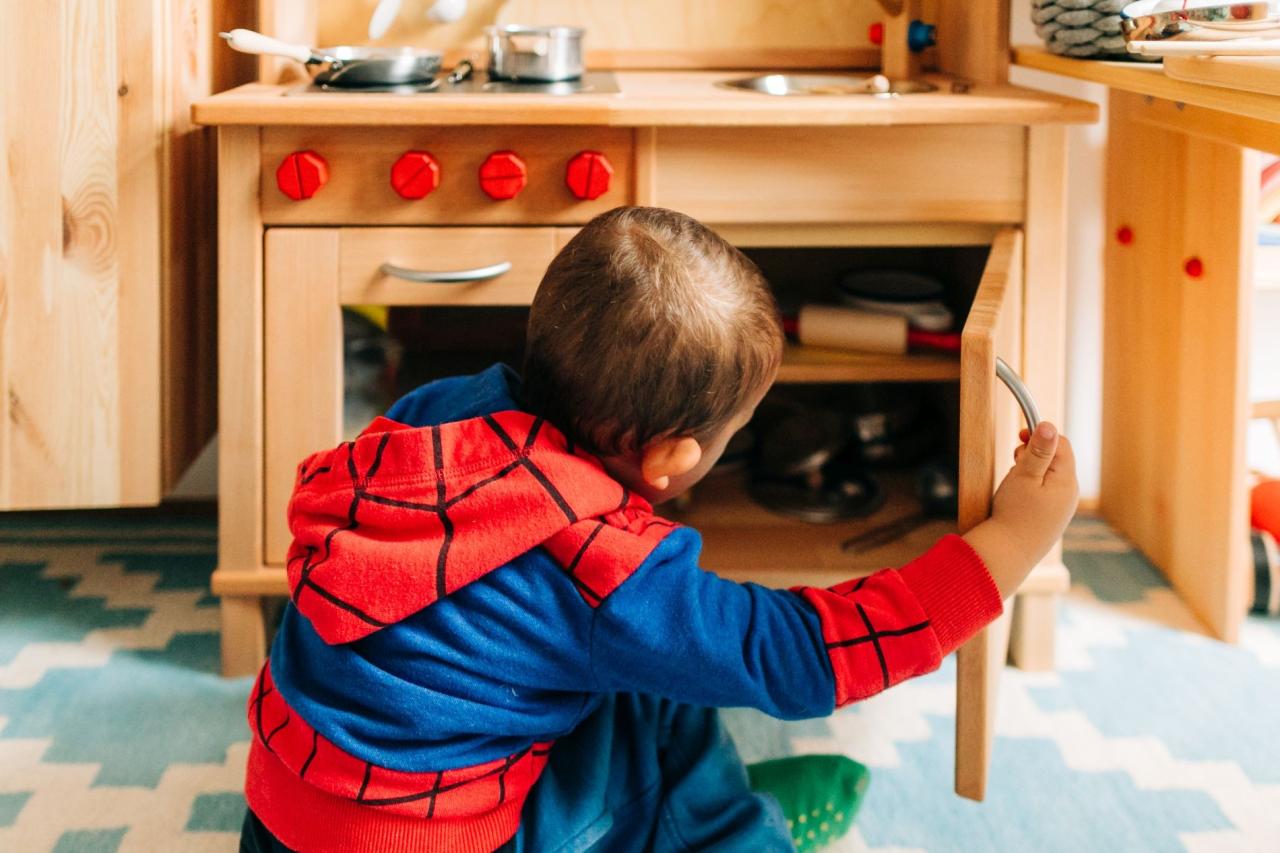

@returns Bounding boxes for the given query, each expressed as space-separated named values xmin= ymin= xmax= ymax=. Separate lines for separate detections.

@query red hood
xmin=284 ymin=412 xmax=647 ymax=644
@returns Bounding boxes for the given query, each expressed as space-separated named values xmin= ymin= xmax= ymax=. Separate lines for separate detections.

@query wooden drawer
xmin=339 ymin=227 xmax=567 ymax=306
xmin=653 ymin=125 xmax=1026 ymax=224
xmin=261 ymin=127 xmax=633 ymax=226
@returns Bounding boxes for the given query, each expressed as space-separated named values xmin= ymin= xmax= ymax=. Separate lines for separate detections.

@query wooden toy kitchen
xmin=193 ymin=0 xmax=1097 ymax=801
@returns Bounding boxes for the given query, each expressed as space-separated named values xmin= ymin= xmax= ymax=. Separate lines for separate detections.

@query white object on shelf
xmin=427 ymin=0 xmax=468 ymax=24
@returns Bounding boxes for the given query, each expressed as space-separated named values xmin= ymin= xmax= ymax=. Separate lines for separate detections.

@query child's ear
xmin=639 ymin=436 xmax=703 ymax=491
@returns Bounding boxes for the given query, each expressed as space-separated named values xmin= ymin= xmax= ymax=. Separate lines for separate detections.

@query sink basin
xmin=716 ymin=73 xmax=938 ymax=97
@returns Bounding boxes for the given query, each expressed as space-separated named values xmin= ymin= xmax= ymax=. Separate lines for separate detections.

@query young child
xmin=240 ymin=206 xmax=1077 ymax=852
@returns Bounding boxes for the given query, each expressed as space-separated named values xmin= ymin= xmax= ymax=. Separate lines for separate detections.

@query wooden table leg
xmin=1009 ymin=588 xmax=1057 ymax=671
xmin=216 ymin=126 xmax=266 ymax=677
xmin=220 ymin=595 xmax=266 ymax=678
xmin=1003 ymin=123 xmax=1072 ymax=676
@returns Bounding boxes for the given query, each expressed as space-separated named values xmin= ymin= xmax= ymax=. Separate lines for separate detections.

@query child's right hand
xmin=963 ymin=422 xmax=1079 ymax=599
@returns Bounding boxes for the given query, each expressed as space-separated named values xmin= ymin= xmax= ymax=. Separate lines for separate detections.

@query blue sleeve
xmin=589 ymin=527 xmax=836 ymax=720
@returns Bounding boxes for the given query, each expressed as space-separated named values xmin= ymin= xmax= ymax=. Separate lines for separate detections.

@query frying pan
xmin=220 ymin=28 xmax=445 ymax=87
xmin=1121 ymin=1 xmax=1280 ymax=43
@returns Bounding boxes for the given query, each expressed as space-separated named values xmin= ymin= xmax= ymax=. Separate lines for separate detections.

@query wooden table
xmin=1016 ymin=46 xmax=1278 ymax=642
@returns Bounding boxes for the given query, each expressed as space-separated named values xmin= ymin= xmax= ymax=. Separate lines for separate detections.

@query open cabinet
xmin=230 ymin=221 xmax=1028 ymax=800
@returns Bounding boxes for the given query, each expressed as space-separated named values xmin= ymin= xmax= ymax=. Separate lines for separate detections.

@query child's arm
xmin=587 ymin=422 xmax=1076 ymax=717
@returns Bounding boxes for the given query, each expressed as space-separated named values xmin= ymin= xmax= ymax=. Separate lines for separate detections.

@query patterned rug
xmin=1 ymin=514 xmax=1277 ymax=852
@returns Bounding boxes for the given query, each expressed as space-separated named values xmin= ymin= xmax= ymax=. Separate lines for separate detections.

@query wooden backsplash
xmin=311 ymin=0 xmax=942 ymax=68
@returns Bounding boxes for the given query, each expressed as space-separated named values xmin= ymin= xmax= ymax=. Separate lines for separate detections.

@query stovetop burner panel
xmin=287 ymin=71 xmax=619 ymax=96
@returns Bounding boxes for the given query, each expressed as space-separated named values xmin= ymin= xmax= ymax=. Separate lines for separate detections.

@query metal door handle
xmin=379 ymin=261 xmax=513 ymax=283
xmin=995 ymin=357 xmax=1041 ymax=431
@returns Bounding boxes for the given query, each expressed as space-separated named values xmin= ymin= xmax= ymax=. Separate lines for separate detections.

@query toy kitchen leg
xmin=1006 ymin=124 xmax=1072 ymax=672
xmin=213 ymin=126 xmax=270 ymax=678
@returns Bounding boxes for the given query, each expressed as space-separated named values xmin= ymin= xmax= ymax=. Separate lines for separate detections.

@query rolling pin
xmin=785 ymin=305 xmax=960 ymax=355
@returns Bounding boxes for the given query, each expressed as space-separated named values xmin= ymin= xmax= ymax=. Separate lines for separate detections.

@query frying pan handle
xmin=379 ymin=261 xmax=513 ymax=283
xmin=995 ymin=357 xmax=1041 ymax=432
xmin=220 ymin=29 xmax=317 ymax=65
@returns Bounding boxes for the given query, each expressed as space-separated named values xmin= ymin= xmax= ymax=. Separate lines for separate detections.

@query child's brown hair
xmin=522 ymin=206 xmax=783 ymax=456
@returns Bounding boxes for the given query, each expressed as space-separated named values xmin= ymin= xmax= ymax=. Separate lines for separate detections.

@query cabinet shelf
xmin=777 ymin=343 xmax=960 ymax=384
xmin=666 ymin=469 xmax=956 ymax=589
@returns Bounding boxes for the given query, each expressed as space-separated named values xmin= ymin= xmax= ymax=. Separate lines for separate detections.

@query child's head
xmin=523 ymin=206 xmax=782 ymax=503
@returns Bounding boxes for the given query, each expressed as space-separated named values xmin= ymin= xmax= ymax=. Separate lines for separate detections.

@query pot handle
xmin=220 ymin=29 xmax=318 ymax=65
xmin=995 ymin=357 xmax=1040 ymax=432
xmin=379 ymin=261 xmax=513 ymax=283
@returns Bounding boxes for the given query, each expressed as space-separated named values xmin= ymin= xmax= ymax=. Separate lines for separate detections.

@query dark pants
xmin=242 ymin=694 xmax=792 ymax=852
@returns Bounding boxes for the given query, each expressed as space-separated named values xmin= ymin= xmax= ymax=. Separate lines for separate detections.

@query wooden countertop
xmin=193 ymin=70 xmax=1098 ymax=127
xmin=1015 ymin=45 xmax=1280 ymax=127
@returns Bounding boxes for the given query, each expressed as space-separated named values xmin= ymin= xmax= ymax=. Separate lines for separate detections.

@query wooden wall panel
xmin=934 ymin=0 xmax=1009 ymax=84
xmin=0 ymin=0 xmax=160 ymax=508
xmin=0 ymin=0 xmax=237 ymax=509
xmin=1100 ymin=92 xmax=1254 ymax=641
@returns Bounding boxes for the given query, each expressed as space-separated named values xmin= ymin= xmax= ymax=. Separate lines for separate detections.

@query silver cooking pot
xmin=220 ymin=28 xmax=444 ymax=87
xmin=485 ymin=25 xmax=584 ymax=82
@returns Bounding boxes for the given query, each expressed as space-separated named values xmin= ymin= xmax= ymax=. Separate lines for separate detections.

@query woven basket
xmin=1033 ymin=0 xmax=1132 ymax=58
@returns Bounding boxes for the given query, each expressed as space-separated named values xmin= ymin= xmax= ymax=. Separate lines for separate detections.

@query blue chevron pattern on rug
xmin=1 ymin=513 xmax=1277 ymax=852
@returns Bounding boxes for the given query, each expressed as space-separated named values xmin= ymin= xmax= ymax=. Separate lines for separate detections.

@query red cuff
xmin=896 ymin=534 xmax=1003 ymax=657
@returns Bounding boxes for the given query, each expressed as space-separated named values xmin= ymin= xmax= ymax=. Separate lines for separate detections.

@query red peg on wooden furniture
xmin=1184 ymin=256 xmax=1204 ymax=278
xmin=565 ymin=151 xmax=613 ymax=200
xmin=479 ymin=151 xmax=527 ymax=200
xmin=868 ymin=22 xmax=884 ymax=45
xmin=1116 ymin=225 xmax=1133 ymax=245
xmin=276 ymin=150 xmax=329 ymax=200
xmin=390 ymin=151 xmax=441 ymax=200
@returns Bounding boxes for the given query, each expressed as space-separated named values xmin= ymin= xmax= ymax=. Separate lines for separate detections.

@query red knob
xmin=565 ymin=151 xmax=614 ymax=201
xmin=1116 ymin=225 xmax=1134 ymax=245
xmin=1184 ymin=256 xmax=1204 ymax=278
xmin=869 ymin=22 xmax=884 ymax=46
xmin=276 ymin=150 xmax=329 ymax=200
xmin=390 ymin=151 xmax=441 ymax=200
xmin=479 ymin=151 xmax=527 ymax=200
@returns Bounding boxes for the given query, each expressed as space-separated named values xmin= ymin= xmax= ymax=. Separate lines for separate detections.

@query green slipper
xmin=747 ymin=754 xmax=869 ymax=851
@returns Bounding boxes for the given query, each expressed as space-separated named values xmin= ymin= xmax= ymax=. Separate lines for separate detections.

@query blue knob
xmin=908 ymin=21 xmax=937 ymax=53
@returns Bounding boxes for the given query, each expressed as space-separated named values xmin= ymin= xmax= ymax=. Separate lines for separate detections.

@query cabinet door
xmin=955 ymin=227 xmax=1026 ymax=800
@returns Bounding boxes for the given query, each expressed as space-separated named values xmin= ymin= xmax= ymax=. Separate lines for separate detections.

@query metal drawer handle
xmin=379 ymin=260 xmax=513 ymax=283
xmin=995 ymin=357 xmax=1041 ymax=432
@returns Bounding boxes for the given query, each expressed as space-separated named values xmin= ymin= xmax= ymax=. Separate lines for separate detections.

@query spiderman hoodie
xmin=245 ymin=364 xmax=1004 ymax=852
